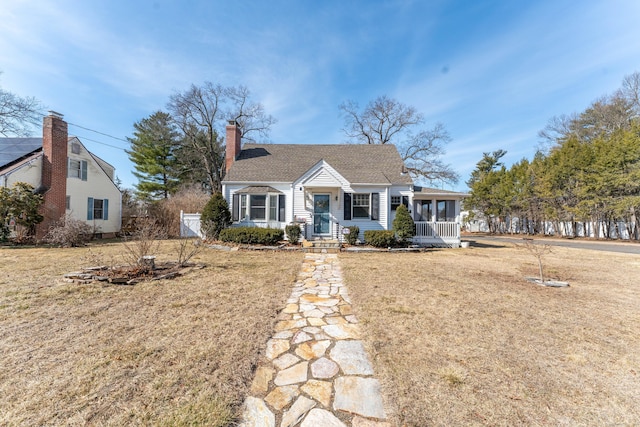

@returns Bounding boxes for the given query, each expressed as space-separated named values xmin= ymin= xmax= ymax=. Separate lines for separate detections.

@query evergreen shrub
xmin=364 ymin=230 xmax=396 ymax=247
xmin=219 ymin=227 xmax=284 ymax=245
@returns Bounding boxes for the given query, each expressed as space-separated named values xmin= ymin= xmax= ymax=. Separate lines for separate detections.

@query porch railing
xmin=414 ymin=221 xmax=460 ymax=239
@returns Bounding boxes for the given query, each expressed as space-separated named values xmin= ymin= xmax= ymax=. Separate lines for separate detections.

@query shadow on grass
xmin=466 ymin=240 xmax=510 ymax=249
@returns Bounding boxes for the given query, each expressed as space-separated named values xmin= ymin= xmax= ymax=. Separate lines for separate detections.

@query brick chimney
xmin=37 ymin=111 xmax=68 ymax=240
xmin=225 ymin=120 xmax=242 ymax=173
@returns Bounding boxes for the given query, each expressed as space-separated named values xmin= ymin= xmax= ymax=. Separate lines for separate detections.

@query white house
xmin=0 ymin=112 xmax=121 ymax=239
xmin=221 ymin=121 xmax=467 ymax=247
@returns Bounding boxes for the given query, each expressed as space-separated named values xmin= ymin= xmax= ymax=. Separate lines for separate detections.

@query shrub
xmin=201 ymin=192 xmax=232 ymax=240
xmin=364 ymin=230 xmax=396 ymax=248
xmin=145 ymin=184 xmax=210 ymax=237
xmin=122 ymin=217 xmax=166 ymax=271
xmin=344 ymin=226 xmax=360 ymax=245
xmin=0 ymin=182 xmax=44 ymax=242
xmin=285 ymin=224 xmax=301 ymax=244
xmin=393 ymin=204 xmax=415 ymax=244
xmin=219 ymin=227 xmax=284 ymax=245
xmin=45 ymin=214 xmax=94 ymax=247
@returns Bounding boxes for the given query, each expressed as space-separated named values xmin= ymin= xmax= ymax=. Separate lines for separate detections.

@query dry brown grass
xmin=0 ymin=241 xmax=301 ymax=426
xmin=340 ymin=243 xmax=640 ymax=427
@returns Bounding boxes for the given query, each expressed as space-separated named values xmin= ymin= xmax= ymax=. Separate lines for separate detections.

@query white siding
xmin=66 ymin=141 xmax=121 ymax=234
xmin=1 ymin=156 xmax=42 ymax=188
xmin=304 ymin=169 xmax=342 ymax=187
xmin=339 ymin=186 xmax=388 ymax=240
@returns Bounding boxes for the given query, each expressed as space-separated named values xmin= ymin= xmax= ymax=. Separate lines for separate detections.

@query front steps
xmin=302 ymin=239 xmax=341 ymax=253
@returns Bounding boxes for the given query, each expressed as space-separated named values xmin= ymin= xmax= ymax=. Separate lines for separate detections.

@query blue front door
xmin=313 ymin=194 xmax=330 ymax=234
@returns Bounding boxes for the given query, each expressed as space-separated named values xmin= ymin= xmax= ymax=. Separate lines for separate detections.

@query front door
xmin=313 ymin=194 xmax=331 ymax=235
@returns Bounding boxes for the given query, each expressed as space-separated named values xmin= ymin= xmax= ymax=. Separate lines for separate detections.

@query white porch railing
xmin=414 ymin=221 xmax=460 ymax=238
xmin=413 ymin=221 xmax=461 ymax=247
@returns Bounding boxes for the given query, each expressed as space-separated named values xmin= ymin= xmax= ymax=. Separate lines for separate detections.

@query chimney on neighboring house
xmin=37 ymin=111 xmax=68 ymax=240
xmin=225 ymin=120 xmax=242 ymax=173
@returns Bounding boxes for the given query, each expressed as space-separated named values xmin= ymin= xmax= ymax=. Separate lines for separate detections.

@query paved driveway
xmin=467 ymin=235 xmax=640 ymax=255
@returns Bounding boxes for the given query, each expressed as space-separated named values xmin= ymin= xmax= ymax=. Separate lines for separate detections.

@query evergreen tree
xmin=200 ymin=192 xmax=232 ymax=240
xmin=127 ymin=111 xmax=181 ymax=200
xmin=0 ymin=182 xmax=43 ymax=240
xmin=393 ymin=204 xmax=415 ymax=244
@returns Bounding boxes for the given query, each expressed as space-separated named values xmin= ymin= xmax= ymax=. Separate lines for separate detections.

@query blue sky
xmin=1 ymin=0 xmax=640 ymax=192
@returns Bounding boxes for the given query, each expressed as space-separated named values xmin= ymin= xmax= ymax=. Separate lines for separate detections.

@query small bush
xmin=219 ymin=227 xmax=284 ymax=245
xmin=45 ymin=214 xmax=94 ymax=247
xmin=285 ymin=224 xmax=301 ymax=244
xmin=201 ymin=192 xmax=232 ymax=240
xmin=364 ymin=230 xmax=396 ymax=248
xmin=344 ymin=226 xmax=360 ymax=245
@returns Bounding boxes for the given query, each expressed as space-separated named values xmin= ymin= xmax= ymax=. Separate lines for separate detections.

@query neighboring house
xmin=222 ymin=121 xmax=467 ymax=246
xmin=0 ymin=112 xmax=121 ymax=239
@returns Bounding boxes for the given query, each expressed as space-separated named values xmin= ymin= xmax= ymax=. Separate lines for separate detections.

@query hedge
xmin=364 ymin=230 xmax=396 ymax=248
xmin=219 ymin=226 xmax=284 ymax=245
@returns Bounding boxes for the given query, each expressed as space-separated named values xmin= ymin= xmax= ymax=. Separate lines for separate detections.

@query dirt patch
xmin=340 ymin=243 xmax=640 ymax=426
xmin=0 ymin=241 xmax=302 ymax=426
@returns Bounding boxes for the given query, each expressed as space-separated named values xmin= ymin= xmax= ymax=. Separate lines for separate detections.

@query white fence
xmin=180 ymin=211 xmax=203 ymax=238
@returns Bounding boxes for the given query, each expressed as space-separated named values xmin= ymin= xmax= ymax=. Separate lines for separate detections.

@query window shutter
xmin=343 ymin=193 xmax=351 ymax=220
xmin=103 ymin=199 xmax=109 ymax=220
xmin=278 ymin=194 xmax=286 ymax=222
xmin=87 ymin=197 xmax=94 ymax=220
xmin=232 ymin=193 xmax=239 ymax=221
xmin=402 ymin=195 xmax=409 ymax=208
xmin=81 ymin=161 xmax=88 ymax=181
xmin=371 ymin=193 xmax=380 ymax=220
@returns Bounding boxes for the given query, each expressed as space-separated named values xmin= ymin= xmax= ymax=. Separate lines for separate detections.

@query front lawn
xmin=0 ymin=241 xmax=301 ymax=426
xmin=341 ymin=243 xmax=640 ymax=426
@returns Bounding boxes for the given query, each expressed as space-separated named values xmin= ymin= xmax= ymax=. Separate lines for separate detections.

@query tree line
xmin=465 ymin=72 xmax=640 ymax=240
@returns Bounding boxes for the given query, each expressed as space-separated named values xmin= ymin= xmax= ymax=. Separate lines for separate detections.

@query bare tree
xmin=539 ymin=72 xmax=640 ymax=151
xmin=167 ymin=83 xmax=276 ymax=193
xmin=0 ymin=73 xmax=44 ymax=136
xmin=340 ymin=95 xmax=458 ymax=184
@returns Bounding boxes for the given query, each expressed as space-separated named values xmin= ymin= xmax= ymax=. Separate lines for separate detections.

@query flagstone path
xmin=240 ymin=253 xmax=391 ymax=427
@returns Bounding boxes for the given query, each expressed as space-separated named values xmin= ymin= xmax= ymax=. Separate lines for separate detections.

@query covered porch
xmin=411 ymin=187 xmax=467 ymax=247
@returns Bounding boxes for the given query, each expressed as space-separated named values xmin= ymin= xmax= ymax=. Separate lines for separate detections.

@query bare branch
xmin=340 ymin=96 xmax=458 ymax=184
xmin=0 ymin=77 xmax=44 ymax=137
xmin=167 ymin=82 xmax=275 ymax=192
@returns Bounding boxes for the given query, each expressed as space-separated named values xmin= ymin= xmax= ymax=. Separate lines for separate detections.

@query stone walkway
xmin=240 ymin=253 xmax=391 ymax=427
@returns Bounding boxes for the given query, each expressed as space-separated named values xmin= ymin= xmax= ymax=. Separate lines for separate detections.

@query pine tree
xmin=200 ymin=192 xmax=231 ymax=240
xmin=127 ymin=111 xmax=181 ymax=200
xmin=393 ymin=204 xmax=415 ymax=244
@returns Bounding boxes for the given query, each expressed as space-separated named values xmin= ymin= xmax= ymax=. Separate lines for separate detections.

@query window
xmin=343 ymin=193 xmax=379 ymax=220
xmin=391 ymin=196 xmax=401 ymax=211
xmin=66 ymin=196 xmax=70 ymax=210
xmin=240 ymin=194 xmax=247 ymax=220
xmin=269 ymin=194 xmax=278 ymax=221
xmin=68 ymin=159 xmax=87 ymax=180
xmin=87 ymin=198 xmax=109 ymax=221
xmin=93 ymin=199 xmax=104 ymax=220
xmin=71 ymin=143 xmax=81 ymax=154
xmin=418 ymin=200 xmax=432 ymax=221
xmin=250 ymin=195 xmax=266 ymax=220
xmin=233 ymin=192 xmax=285 ymax=222
xmin=352 ymin=194 xmax=370 ymax=218
xmin=437 ymin=200 xmax=456 ymax=222
xmin=391 ymin=195 xmax=409 ymax=211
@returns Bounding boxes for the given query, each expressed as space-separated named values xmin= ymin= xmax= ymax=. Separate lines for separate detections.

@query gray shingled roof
xmin=224 ymin=143 xmax=414 ymax=185
xmin=0 ymin=138 xmax=42 ymax=168
xmin=414 ymin=186 xmax=469 ymax=197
